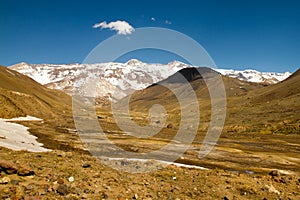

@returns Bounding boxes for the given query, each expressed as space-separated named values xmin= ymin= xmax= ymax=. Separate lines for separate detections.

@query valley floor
xmin=1 ymin=118 xmax=300 ymax=199
xmin=1 ymin=147 xmax=300 ymax=200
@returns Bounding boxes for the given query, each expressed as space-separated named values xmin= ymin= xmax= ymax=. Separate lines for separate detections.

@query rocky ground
xmin=1 ymin=147 xmax=300 ymax=200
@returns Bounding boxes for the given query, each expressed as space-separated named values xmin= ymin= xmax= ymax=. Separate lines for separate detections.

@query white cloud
xmin=165 ymin=20 xmax=172 ymax=25
xmin=151 ymin=17 xmax=156 ymax=21
xmin=93 ymin=20 xmax=135 ymax=35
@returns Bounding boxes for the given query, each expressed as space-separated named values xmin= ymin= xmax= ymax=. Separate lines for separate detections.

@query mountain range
xmin=1 ymin=60 xmax=300 ymax=187
xmin=4 ymin=59 xmax=299 ymax=146
xmin=9 ymin=60 xmax=291 ymax=103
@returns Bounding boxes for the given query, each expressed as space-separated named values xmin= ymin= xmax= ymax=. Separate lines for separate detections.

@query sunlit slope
xmin=0 ymin=65 xmax=71 ymax=119
xmin=112 ymin=67 xmax=263 ymax=132
xmin=116 ymin=67 xmax=300 ymax=134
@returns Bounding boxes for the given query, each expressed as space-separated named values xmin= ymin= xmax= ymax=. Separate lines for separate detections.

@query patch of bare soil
xmin=1 ymin=111 xmax=300 ymax=199
xmin=1 ymin=145 xmax=300 ymax=200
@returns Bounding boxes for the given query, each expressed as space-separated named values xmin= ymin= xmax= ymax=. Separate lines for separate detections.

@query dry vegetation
xmin=1 ymin=65 xmax=300 ymax=199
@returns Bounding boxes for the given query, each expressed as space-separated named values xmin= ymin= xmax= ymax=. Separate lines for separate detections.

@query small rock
xmin=18 ymin=166 xmax=35 ymax=176
xmin=68 ymin=176 xmax=74 ymax=182
xmin=130 ymin=147 xmax=139 ymax=152
xmin=0 ymin=191 xmax=9 ymax=200
xmin=55 ymin=150 xmax=66 ymax=157
xmin=73 ymin=187 xmax=82 ymax=195
xmin=25 ymin=183 xmax=34 ymax=191
xmin=120 ymin=160 xmax=129 ymax=166
xmin=223 ymin=197 xmax=229 ymax=200
xmin=0 ymin=160 xmax=18 ymax=174
xmin=56 ymin=184 xmax=68 ymax=195
xmin=172 ymin=176 xmax=177 ymax=180
xmin=274 ymin=177 xmax=281 ymax=183
xmin=84 ymin=189 xmax=90 ymax=193
xmin=10 ymin=179 xmax=20 ymax=185
xmin=100 ymin=191 xmax=108 ymax=199
xmin=104 ymin=185 xmax=111 ymax=191
xmin=269 ymin=170 xmax=280 ymax=177
xmin=82 ymin=163 xmax=91 ymax=168
xmin=167 ymin=123 xmax=173 ymax=129
xmin=43 ymin=184 xmax=50 ymax=192
xmin=82 ymin=177 xmax=88 ymax=182
xmin=0 ymin=176 xmax=10 ymax=184
xmin=57 ymin=178 xmax=64 ymax=184
xmin=264 ymin=184 xmax=280 ymax=195
xmin=117 ymin=196 xmax=126 ymax=200
xmin=65 ymin=152 xmax=73 ymax=158
xmin=133 ymin=193 xmax=138 ymax=199
xmin=135 ymin=165 xmax=141 ymax=169
xmin=24 ymin=196 xmax=43 ymax=200
xmin=280 ymin=177 xmax=288 ymax=184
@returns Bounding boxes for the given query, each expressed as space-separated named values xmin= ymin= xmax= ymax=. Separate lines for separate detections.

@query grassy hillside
xmin=227 ymin=67 xmax=300 ymax=134
xmin=93 ymin=67 xmax=300 ymax=174
xmin=112 ymin=67 xmax=299 ymax=135
xmin=0 ymin=65 xmax=81 ymax=151
xmin=0 ymin=65 xmax=71 ymax=119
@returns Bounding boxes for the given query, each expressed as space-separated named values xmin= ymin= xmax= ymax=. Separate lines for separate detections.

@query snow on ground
xmin=107 ymin=158 xmax=207 ymax=170
xmin=214 ymin=68 xmax=292 ymax=83
xmin=0 ymin=116 xmax=50 ymax=152
xmin=4 ymin=115 xmax=43 ymax=122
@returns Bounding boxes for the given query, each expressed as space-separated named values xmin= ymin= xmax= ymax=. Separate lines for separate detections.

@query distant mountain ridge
xmin=9 ymin=60 xmax=190 ymax=101
xmin=215 ymin=68 xmax=291 ymax=84
xmin=9 ymin=60 xmax=291 ymax=101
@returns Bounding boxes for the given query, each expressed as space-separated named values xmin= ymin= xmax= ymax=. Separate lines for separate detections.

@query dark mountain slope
xmin=114 ymin=67 xmax=300 ymax=135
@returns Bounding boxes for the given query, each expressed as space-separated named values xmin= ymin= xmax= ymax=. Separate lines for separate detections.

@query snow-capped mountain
xmin=10 ymin=60 xmax=291 ymax=102
xmin=10 ymin=60 xmax=189 ymax=102
xmin=214 ymin=68 xmax=292 ymax=84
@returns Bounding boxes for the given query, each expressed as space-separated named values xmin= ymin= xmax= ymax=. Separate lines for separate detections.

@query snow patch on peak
xmin=167 ymin=60 xmax=189 ymax=67
xmin=168 ymin=60 xmax=187 ymax=65
xmin=125 ymin=59 xmax=146 ymax=66
xmin=12 ymin=62 xmax=28 ymax=66
xmin=9 ymin=60 xmax=292 ymax=102
xmin=10 ymin=60 xmax=190 ymax=101
xmin=214 ymin=68 xmax=292 ymax=84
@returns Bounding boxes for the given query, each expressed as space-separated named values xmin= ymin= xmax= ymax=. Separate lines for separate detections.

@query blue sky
xmin=0 ymin=0 xmax=299 ymax=72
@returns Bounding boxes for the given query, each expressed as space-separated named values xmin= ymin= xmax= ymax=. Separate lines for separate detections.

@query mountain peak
xmin=10 ymin=62 xmax=29 ymax=69
xmin=214 ymin=68 xmax=291 ymax=84
xmin=167 ymin=60 xmax=190 ymax=68
xmin=125 ymin=59 xmax=145 ymax=66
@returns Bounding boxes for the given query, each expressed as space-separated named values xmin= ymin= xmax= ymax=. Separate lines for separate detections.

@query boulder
xmin=0 ymin=160 xmax=18 ymax=174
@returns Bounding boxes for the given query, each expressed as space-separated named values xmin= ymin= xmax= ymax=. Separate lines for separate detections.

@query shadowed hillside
xmin=127 ymin=67 xmax=263 ymax=107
